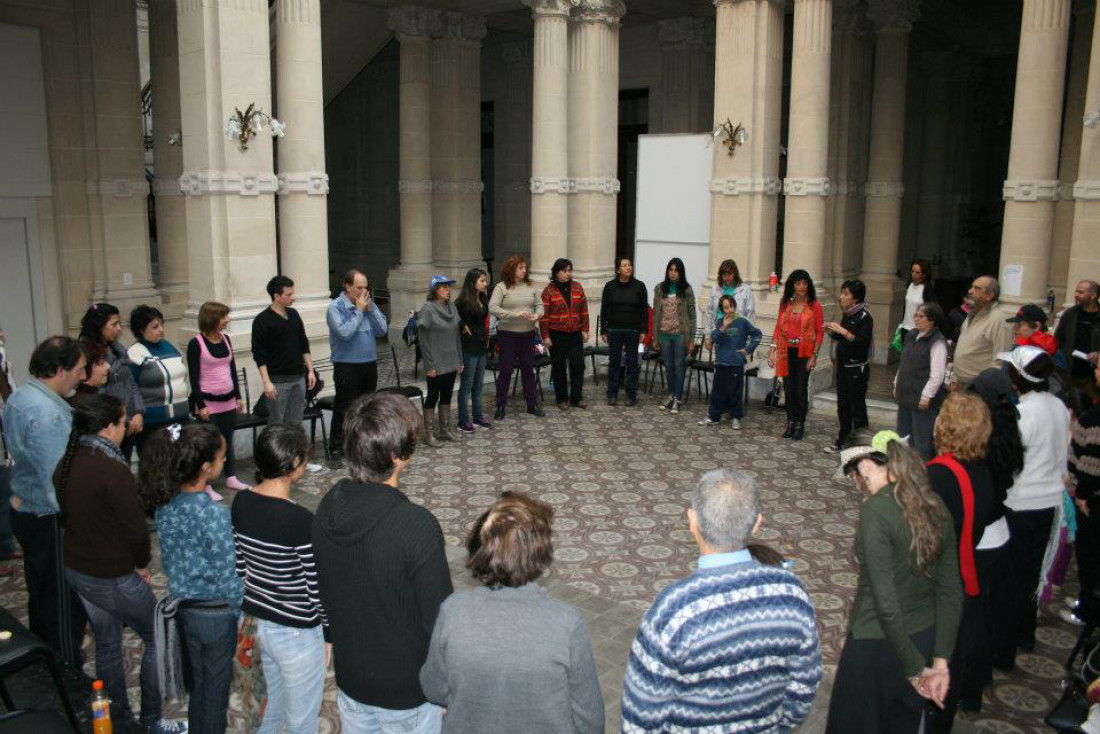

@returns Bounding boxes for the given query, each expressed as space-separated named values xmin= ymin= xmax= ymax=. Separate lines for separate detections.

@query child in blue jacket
xmin=699 ymin=295 xmax=762 ymax=429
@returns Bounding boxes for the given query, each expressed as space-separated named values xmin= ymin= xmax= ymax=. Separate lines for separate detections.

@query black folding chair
xmin=0 ymin=607 xmax=80 ymax=731
xmin=234 ymin=369 xmax=269 ymax=454
xmin=584 ymin=316 xmax=610 ymax=385
xmin=682 ymin=330 xmax=713 ymax=404
xmin=377 ymin=346 xmax=425 ymax=408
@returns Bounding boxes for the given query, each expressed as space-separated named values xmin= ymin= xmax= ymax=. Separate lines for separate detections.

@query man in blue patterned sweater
xmin=621 ymin=468 xmax=822 ymax=733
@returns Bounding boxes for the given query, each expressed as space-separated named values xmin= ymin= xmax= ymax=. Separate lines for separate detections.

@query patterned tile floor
xmin=0 ymin=371 xmax=1077 ymax=733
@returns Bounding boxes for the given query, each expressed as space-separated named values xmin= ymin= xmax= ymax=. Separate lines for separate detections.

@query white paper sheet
xmin=1002 ymin=263 xmax=1024 ymax=297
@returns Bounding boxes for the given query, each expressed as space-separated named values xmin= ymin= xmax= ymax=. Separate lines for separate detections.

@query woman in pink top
xmin=187 ymin=301 xmax=248 ymax=494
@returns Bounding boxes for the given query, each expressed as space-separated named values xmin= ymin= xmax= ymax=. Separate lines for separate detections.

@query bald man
xmin=1055 ymin=279 xmax=1100 ymax=393
xmin=950 ymin=276 xmax=1014 ymax=390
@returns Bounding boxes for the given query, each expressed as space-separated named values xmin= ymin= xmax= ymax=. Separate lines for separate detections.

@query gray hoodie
xmin=417 ymin=300 xmax=463 ymax=374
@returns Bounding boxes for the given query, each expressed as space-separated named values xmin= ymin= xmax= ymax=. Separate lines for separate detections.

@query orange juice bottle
xmin=91 ymin=679 xmax=113 ymax=734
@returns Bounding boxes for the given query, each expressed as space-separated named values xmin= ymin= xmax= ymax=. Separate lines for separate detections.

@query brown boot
xmin=436 ymin=405 xmax=459 ymax=442
xmin=421 ymin=408 xmax=442 ymax=447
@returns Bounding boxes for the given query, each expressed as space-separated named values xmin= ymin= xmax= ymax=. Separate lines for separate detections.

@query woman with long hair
xmin=140 ymin=422 xmax=242 ymax=734
xmin=768 ymin=270 xmax=824 ymax=440
xmin=80 ymin=302 xmax=144 ymax=458
xmin=188 ymin=301 xmax=248 ymax=493
xmin=540 ymin=258 xmax=591 ymax=411
xmin=56 ymin=395 xmax=182 ymax=733
xmin=489 ymin=255 xmax=545 ymax=419
xmin=456 ymin=268 xmax=493 ymax=432
xmin=231 ymin=424 xmax=328 ymax=734
xmin=826 ymin=433 xmax=962 ymax=733
xmin=418 ymin=275 xmax=464 ymax=446
xmin=652 ymin=257 xmax=697 ymax=413
xmin=894 ymin=302 xmax=950 ymax=460
xmin=899 ymin=259 xmax=936 ymax=342
xmin=704 ymin=259 xmax=756 ymax=327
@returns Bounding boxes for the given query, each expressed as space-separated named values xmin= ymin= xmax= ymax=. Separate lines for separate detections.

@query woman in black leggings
xmin=417 ymin=275 xmax=465 ymax=447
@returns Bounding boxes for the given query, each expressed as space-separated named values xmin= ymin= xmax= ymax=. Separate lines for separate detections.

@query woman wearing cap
xmin=995 ymin=347 xmax=1070 ymax=669
xmin=894 ymin=302 xmax=950 ymax=461
xmin=1007 ymin=304 xmax=1064 ymax=368
xmin=489 ymin=256 xmax=545 ymax=420
xmin=826 ymin=431 xmax=962 ymax=733
xmin=418 ymin=276 xmax=465 ymax=447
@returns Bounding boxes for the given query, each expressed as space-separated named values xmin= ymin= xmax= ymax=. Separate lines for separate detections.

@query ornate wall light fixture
xmin=225 ymin=104 xmax=286 ymax=151
xmin=712 ymin=118 xmax=748 ymax=157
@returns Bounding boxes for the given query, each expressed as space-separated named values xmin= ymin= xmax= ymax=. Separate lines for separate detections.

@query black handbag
xmin=764 ymin=378 xmax=783 ymax=409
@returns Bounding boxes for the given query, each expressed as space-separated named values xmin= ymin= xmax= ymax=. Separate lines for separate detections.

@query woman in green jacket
xmin=826 ymin=432 xmax=963 ymax=734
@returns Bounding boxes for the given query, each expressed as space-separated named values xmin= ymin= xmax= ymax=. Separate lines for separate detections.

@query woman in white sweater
xmin=998 ymin=346 xmax=1070 ymax=668
xmin=489 ymin=256 xmax=545 ymax=420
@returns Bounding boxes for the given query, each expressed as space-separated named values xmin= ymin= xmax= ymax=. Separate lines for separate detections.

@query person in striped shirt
xmin=232 ymin=423 xmax=328 ymax=734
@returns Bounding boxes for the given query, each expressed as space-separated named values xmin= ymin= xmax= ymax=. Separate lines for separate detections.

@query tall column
xmin=387 ymin=6 xmax=441 ymax=328
xmin=497 ymin=41 xmax=534 ymax=265
xmin=431 ymin=12 xmax=487 ymax=277
xmin=567 ymin=0 xmax=625 ymax=306
xmin=707 ymin=0 xmax=785 ymax=327
xmin=148 ymin=0 xmax=188 ymax=321
xmin=526 ymin=0 xmax=575 ymax=282
xmin=1067 ymin=4 xmax=1100 ymax=301
xmin=783 ymin=0 xmax=833 ymax=294
xmin=275 ymin=0 xmax=332 ymax=337
xmin=656 ymin=17 xmax=715 ymax=134
xmin=998 ymin=0 xmax=1072 ymax=308
xmin=858 ymin=0 xmax=919 ymax=364
xmin=177 ymin=0 xmax=279 ymax=334
xmin=913 ymin=51 xmax=954 ymax=266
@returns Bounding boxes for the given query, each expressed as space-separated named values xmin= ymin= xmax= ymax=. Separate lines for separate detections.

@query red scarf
xmin=927 ymin=454 xmax=979 ymax=596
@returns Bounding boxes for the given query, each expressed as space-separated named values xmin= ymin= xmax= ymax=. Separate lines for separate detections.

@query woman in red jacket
xmin=540 ymin=258 xmax=591 ymax=410
xmin=768 ymin=269 xmax=824 ymax=440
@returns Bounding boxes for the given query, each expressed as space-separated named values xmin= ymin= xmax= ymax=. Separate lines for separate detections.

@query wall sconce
xmin=1085 ymin=110 xmax=1100 ymax=129
xmin=712 ymin=118 xmax=748 ymax=157
xmin=167 ymin=130 xmax=182 ymax=146
xmin=226 ymin=103 xmax=286 ymax=151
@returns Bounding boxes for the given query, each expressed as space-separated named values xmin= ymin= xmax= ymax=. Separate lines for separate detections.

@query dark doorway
xmin=617 ymin=89 xmax=649 ymax=262
xmin=481 ymin=101 xmax=495 ymax=267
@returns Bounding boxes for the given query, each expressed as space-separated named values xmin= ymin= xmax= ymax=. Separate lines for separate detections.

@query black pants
xmin=993 ymin=507 xmax=1055 ymax=669
xmin=549 ymin=330 xmax=585 ymax=405
xmin=1076 ymin=502 xmax=1100 ymax=623
xmin=784 ymin=349 xmax=810 ymax=422
xmin=708 ymin=365 xmax=744 ymax=421
xmin=836 ymin=363 xmax=870 ymax=443
xmin=425 ymin=371 xmax=457 ymax=409
xmin=607 ymin=330 xmax=641 ymax=400
xmin=11 ymin=511 xmax=86 ymax=664
xmin=207 ymin=411 xmax=238 ymax=478
xmin=331 ymin=361 xmax=378 ymax=451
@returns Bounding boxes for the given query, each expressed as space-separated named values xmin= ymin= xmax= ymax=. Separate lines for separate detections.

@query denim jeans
xmin=65 ymin=569 xmax=160 ymax=729
xmin=607 ymin=330 xmax=640 ymax=400
xmin=256 ymin=621 xmax=325 ymax=734
xmin=179 ymin=606 xmax=238 ymax=734
xmin=457 ymin=353 xmax=487 ymax=424
xmin=337 ymin=693 xmax=441 ymax=734
xmin=269 ymin=376 xmax=307 ymax=424
xmin=708 ymin=365 xmax=744 ymax=421
xmin=659 ymin=336 xmax=687 ymax=399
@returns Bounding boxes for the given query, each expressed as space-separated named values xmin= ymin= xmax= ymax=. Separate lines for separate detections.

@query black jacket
xmin=600 ymin=277 xmax=649 ymax=333
xmin=831 ymin=307 xmax=874 ymax=366
xmin=456 ymin=298 xmax=489 ymax=356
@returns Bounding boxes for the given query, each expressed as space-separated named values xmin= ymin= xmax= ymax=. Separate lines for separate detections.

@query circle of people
xmin=1 ymin=256 xmax=1099 ymax=734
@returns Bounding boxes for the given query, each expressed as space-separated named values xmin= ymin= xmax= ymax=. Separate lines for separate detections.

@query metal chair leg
xmin=589 ymin=354 xmax=599 ymax=385
xmin=320 ymin=415 xmax=330 ymax=460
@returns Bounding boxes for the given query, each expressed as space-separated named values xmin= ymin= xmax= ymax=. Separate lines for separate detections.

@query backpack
xmin=402 ymin=311 xmax=418 ymax=347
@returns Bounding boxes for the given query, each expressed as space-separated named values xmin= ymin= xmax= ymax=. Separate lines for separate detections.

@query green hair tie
xmin=872 ymin=430 xmax=902 ymax=454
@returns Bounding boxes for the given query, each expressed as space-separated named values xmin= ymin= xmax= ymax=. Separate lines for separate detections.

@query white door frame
xmin=0 ymin=197 xmax=50 ymax=361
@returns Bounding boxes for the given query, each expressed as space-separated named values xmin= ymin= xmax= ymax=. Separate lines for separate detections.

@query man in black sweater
xmin=823 ymin=279 xmax=874 ymax=453
xmin=252 ymin=275 xmax=315 ymax=424
xmin=312 ymin=392 xmax=453 ymax=733
xmin=600 ymin=257 xmax=649 ymax=406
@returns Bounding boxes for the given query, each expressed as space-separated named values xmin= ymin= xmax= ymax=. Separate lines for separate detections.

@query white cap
xmin=995 ymin=346 xmax=1046 ymax=383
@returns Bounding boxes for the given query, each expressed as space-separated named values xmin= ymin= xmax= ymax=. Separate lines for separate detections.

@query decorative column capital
xmin=1074 ymin=0 xmax=1096 ymax=16
xmin=833 ymin=0 xmax=871 ymax=34
xmin=657 ymin=17 xmax=715 ymax=49
xmin=523 ymin=0 xmax=579 ymax=19
xmin=438 ymin=11 xmax=487 ymax=42
xmin=572 ymin=0 xmax=626 ymax=25
xmin=866 ymin=0 xmax=920 ymax=32
xmin=388 ymin=6 xmax=442 ymax=38
xmin=502 ymin=40 xmax=534 ymax=65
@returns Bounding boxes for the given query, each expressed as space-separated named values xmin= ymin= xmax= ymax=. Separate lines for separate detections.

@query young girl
xmin=417 ymin=275 xmax=465 ymax=446
xmin=455 ymin=268 xmax=492 ymax=433
xmin=141 ymin=423 xmax=242 ymax=734
xmin=699 ymin=295 xmax=761 ymax=430
xmin=652 ymin=258 xmax=696 ymax=414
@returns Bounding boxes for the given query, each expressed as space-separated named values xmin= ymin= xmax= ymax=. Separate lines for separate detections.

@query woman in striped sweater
xmin=231 ymin=423 xmax=328 ymax=734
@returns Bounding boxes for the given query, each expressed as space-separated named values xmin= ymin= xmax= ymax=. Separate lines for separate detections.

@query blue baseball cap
xmin=429 ymin=275 xmax=457 ymax=289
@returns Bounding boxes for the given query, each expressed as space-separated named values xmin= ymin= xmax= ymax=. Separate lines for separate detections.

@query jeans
xmin=65 ymin=569 xmax=160 ymax=728
xmin=256 ymin=621 xmax=325 ymax=734
xmin=836 ymin=364 xmax=870 ymax=444
xmin=548 ymin=330 xmax=585 ymax=405
xmin=424 ymin=372 xmax=457 ymax=410
xmin=897 ymin=402 xmax=940 ymax=461
xmin=332 ymin=361 xmax=378 ymax=451
xmin=708 ymin=365 xmax=744 ymax=420
xmin=658 ymin=336 xmax=688 ymax=400
xmin=179 ymin=606 xmax=238 ymax=734
xmin=607 ymin=331 xmax=641 ymax=400
xmin=784 ymin=350 xmax=810 ymax=422
xmin=457 ymin=353 xmax=487 ymax=424
xmin=208 ymin=411 xmax=238 ymax=479
xmin=337 ymin=692 xmax=441 ymax=734
xmin=495 ymin=331 xmax=538 ymax=408
xmin=268 ymin=376 xmax=307 ymax=424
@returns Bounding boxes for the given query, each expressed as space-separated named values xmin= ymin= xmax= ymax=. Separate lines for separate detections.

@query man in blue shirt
xmin=326 ymin=269 xmax=389 ymax=458
xmin=3 ymin=336 xmax=88 ymax=662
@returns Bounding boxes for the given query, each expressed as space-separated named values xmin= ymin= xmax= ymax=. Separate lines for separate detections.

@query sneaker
xmin=1066 ymin=596 xmax=1079 ymax=611
xmin=473 ymin=418 xmax=493 ymax=429
xmin=225 ymin=476 xmax=251 ymax=491
xmin=458 ymin=421 xmax=475 ymax=434
xmin=698 ymin=417 xmax=719 ymax=426
xmin=669 ymin=399 xmax=680 ymax=415
xmin=731 ymin=419 xmax=742 ymax=430
xmin=204 ymin=485 xmax=224 ymax=502
xmin=823 ymin=442 xmax=842 ymax=454
xmin=152 ymin=718 xmax=189 ymax=734
xmin=660 ymin=396 xmax=674 ymax=410
xmin=306 ymin=463 xmax=324 ymax=473
xmin=1060 ymin=608 xmax=1087 ymax=626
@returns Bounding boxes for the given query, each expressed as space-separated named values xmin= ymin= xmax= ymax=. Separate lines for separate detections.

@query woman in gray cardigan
xmin=417 ymin=275 xmax=464 ymax=447
xmin=420 ymin=491 xmax=604 ymax=734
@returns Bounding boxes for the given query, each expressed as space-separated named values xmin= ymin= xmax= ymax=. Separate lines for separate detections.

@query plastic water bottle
xmin=91 ymin=679 xmax=113 ymax=734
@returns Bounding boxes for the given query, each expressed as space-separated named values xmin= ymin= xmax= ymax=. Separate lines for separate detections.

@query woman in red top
xmin=769 ymin=269 xmax=824 ymax=440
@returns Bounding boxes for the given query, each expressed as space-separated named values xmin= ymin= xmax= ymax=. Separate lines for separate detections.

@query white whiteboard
xmin=634 ymin=134 xmax=713 ymax=309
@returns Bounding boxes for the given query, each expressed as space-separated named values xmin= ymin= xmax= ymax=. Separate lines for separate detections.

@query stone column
xmin=497 ymin=41 xmax=533 ymax=266
xmin=999 ymin=0 xmax=1072 ymax=308
xmin=913 ymin=51 xmax=954 ymax=267
xmin=387 ymin=6 xmax=441 ymax=328
xmin=783 ymin=0 xmax=833 ymax=294
xmin=707 ymin=0 xmax=785 ymax=327
xmin=1068 ymin=4 xmax=1100 ymax=302
xmin=526 ymin=0 xmax=576 ymax=283
xmin=430 ymin=11 xmax=487 ymax=277
xmin=275 ymin=0 xmax=332 ymax=336
xmin=858 ymin=0 xmax=919 ymax=363
xmin=177 ymin=0 xmax=279 ymax=333
xmin=656 ymin=17 xmax=715 ymax=134
xmin=567 ymin=0 xmax=626 ymax=305
xmin=148 ymin=0 xmax=187 ymax=321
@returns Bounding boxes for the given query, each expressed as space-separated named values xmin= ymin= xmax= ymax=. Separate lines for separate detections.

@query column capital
xmin=1074 ymin=0 xmax=1096 ymax=15
xmin=523 ymin=0 xmax=579 ymax=19
xmin=866 ymin=0 xmax=920 ymax=32
xmin=388 ymin=5 xmax=441 ymax=38
xmin=438 ymin=11 xmax=487 ymax=42
xmin=657 ymin=17 xmax=715 ymax=49
xmin=502 ymin=40 xmax=533 ymax=65
xmin=833 ymin=0 xmax=871 ymax=34
xmin=572 ymin=0 xmax=626 ymax=25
